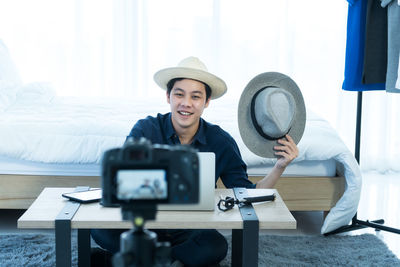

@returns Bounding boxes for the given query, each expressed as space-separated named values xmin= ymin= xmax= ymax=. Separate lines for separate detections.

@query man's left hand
xmin=274 ymin=134 xmax=299 ymax=169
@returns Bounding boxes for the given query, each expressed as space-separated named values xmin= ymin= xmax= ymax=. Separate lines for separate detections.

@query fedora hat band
xmin=250 ymin=87 xmax=295 ymax=140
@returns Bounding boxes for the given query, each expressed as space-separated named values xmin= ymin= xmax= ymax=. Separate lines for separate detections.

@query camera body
xmin=101 ymin=137 xmax=199 ymax=207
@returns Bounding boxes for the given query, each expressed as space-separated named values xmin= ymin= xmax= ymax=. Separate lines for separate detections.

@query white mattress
xmin=0 ymin=156 xmax=100 ymax=176
xmin=247 ymin=159 xmax=336 ymax=177
xmin=0 ymin=94 xmax=338 ymax=177
xmin=0 ymin=155 xmax=336 ymax=177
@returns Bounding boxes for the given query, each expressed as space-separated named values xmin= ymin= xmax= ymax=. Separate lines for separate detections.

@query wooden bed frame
xmin=0 ymin=174 xmax=345 ymax=211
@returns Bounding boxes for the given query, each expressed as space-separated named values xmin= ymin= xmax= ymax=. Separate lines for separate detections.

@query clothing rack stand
xmin=325 ymin=91 xmax=400 ymax=236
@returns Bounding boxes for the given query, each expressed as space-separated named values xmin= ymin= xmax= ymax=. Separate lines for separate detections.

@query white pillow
xmin=15 ymin=82 xmax=56 ymax=104
xmin=0 ymin=39 xmax=22 ymax=85
xmin=0 ymin=81 xmax=18 ymax=111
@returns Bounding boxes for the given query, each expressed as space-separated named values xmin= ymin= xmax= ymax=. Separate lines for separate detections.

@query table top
xmin=18 ymin=187 xmax=296 ymax=230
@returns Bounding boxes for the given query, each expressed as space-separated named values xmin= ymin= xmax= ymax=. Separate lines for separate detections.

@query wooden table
xmin=18 ymin=187 xmax=296 ymax=266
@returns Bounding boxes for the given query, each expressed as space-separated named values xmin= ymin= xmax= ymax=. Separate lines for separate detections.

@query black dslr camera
xmin=101 ymin=137 xmax=199 ymax=207
xmin=100 ymin=137 xmax=200 ymax=267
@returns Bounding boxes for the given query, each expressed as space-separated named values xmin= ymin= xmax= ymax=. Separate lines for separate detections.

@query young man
xmin=91 ymin=57 xmax=298 ymax=267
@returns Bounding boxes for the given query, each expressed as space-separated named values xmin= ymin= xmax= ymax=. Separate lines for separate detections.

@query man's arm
xmin=255 ymin=134 xmax=299 ymax=189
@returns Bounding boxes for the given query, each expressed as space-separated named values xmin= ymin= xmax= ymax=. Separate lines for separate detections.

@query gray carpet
xmin=0 ymin=233 xmax=399 ymax=266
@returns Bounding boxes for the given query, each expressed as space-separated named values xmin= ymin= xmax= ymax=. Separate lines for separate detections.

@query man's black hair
xmin=166 ymin=78 xmax=212 ymax=101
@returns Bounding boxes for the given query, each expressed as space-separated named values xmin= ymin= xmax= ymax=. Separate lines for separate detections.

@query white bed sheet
xmin=0 ymin=155 xmax=100 ymax=176
xmin=0 ymin=93 xmax=361 ymax=234
xmin=0 ymin=156 xmax=335 ymax=177
xmin=247 ymin=159 xmax=336 ymax=177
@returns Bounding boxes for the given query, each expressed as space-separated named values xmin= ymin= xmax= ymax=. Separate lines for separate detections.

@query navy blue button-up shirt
xmin=128 ymin=113 xmax=255 ymax=189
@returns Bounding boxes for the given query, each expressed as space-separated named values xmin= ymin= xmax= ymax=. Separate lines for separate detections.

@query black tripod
xmin=325 ymin=91 xmax=400 ymax=236
xmin=112 ymin=204 xmax=171 ymax=267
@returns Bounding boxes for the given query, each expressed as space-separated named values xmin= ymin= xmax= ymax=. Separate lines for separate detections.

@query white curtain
xmin=1 ymin=0 xmax=399 ymax=172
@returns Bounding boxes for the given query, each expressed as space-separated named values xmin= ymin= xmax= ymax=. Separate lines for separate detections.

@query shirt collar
xmin=164 ymin=113 xmax=207 ymax=146
xmin=164 ymin=113 xmax=176 ymax=143
xmin=193 ymin=118 xmax=207 ymax=145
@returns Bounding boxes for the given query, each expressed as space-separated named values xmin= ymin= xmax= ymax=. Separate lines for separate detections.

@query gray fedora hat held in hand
xmin=238 ymin=72 xmax=306 ymax=158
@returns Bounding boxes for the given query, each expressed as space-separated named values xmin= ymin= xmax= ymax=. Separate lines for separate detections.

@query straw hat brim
xmin=154 ymin=67 xmax=227 ymax=99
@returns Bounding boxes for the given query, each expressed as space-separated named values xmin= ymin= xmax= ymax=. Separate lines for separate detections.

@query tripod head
xmin=112 ymin=204 xmax=171 ymax=267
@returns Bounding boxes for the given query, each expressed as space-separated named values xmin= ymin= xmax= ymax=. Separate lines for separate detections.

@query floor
xmin=258 ymin=171 xmax=400 ymax=259
xmin=1 ymin=171 xmax=399 ymax=259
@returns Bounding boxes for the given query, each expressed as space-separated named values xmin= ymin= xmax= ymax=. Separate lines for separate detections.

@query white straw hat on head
xmin=153 ymin=56 xmax=227 ymax=99
xmin=238 ymin=72 xmax=306 ymax=158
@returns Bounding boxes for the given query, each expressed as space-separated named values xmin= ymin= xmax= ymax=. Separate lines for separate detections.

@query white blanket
xmin=204 ymin=97 xmax=362 ymax=234
xmin=0 ymin=92 xmax=361 ymax=234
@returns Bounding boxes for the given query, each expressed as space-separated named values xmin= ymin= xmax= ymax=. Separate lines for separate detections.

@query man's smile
xmin=178 ymin=110 xmax=193 ymax=116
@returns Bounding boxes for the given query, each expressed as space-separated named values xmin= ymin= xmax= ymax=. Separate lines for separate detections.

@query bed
xmin=0 ymin=80 xmax=362 ymax=234
xmin=0 ymin=38 xmax=363 ymax=233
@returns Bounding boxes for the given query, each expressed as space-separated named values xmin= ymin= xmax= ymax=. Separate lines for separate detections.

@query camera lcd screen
xmin=116 ymin=169 xmax=168 ymax=200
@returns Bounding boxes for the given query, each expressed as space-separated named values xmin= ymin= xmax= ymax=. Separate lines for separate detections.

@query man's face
xmin=167 ymin=78 xmax=210 ymax=134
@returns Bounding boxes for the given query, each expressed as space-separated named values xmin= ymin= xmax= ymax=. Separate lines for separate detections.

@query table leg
xmin=231 ymin=188 xmax=259 ymax=267
xmin=231 ymin=229 xmax=243 ymax=266
xmin=55 ymin=218 xmax=72 ymax=267
xmin=55 ymin=186 xmax=89 ymax=267
xmin=242 ymin=218 xmax=259 ymax=267
xmin=231 ymin=222 xmax=259 ymax=267
xmin=78 ymin=229 xmax=91 ymax=267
